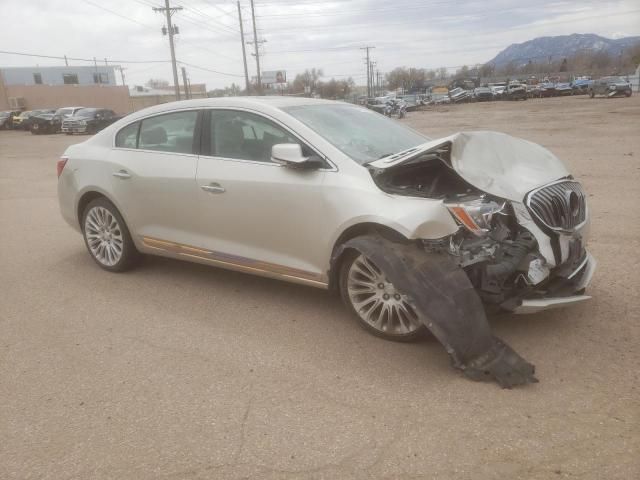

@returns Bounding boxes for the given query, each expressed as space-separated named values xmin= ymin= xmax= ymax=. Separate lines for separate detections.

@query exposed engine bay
xmin=369 ymin=152 xmax=590 ymax=313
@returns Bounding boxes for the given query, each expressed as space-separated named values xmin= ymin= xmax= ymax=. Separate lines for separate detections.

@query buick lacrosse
xmin=58 ymin=97 xmax=595 ymax=386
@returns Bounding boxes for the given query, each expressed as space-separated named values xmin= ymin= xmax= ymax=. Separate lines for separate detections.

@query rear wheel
xmin=339 ymin=251 xmax=426 ymax=342
xmin=81 ymin=197 xmax=139 ymax=272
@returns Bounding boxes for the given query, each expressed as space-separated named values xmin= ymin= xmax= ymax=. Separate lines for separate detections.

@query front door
xmin=194 ymin=108 xmax=328 ymax=284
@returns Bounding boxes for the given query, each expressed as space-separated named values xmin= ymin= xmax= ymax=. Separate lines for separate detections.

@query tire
xmin=339 ymin=250 xmax=427 ymax=342
xmin=81 ymin=197 xmax=139 ymax=272
xmin=589 ymin=90 xmax=595 ymax=98
xmin=625 ymin=90 xmax=632 ymax=97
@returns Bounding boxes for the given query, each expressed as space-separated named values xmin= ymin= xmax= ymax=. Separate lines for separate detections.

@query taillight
xmin=57 ymin=156 xmax=68 ymax=178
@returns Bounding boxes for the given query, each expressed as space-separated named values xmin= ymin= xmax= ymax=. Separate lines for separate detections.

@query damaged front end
xmin=368 ymin=132 xmax=595 ymax=314
xmin=361 ymin=131 xmax=596 ymax=386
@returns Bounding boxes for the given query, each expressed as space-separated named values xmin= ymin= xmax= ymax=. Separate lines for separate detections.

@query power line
xmin=0 ymin=49 xmax=166 ymax=64
xmin=177 ymin=60 xmax=245 ymax=77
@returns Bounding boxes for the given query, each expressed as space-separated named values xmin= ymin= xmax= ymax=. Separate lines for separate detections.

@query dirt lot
xmin=1 ymin=95 xmax=639 ymax=479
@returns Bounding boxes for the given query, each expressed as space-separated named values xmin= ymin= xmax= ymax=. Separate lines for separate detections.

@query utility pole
xmin=153 ymin=0 xmax=183 ymax=101
xmin=117 ymin=66 xmax=127 ymax=86
xmin=248 ymin=0 xmax=265 ymax=94
xmin=360 ymin=46 xmax=375 ymax=98
xmin=237 ymin=1 xmax=250 ymax=94
xmin=181 ymin=66 xmax=190 ymax=99
xmin=370 ymin=61 xmax=376 ymax=96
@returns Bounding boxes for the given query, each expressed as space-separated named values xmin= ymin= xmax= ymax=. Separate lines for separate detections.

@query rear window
xmin=138 ymin=111 xmax=198 ymax=154
xmin=115 ymin=122 xmax=140 ymax=149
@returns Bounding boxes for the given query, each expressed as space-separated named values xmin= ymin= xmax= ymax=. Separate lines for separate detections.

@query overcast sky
xmin=0 ymin=0 xmax=639 ymax=89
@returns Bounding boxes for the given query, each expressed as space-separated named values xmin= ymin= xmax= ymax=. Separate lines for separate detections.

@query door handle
xmin=112 ymin=170 xmax=131 ymax=179
xmin=201 ymin=183 xmax=226 ymax=194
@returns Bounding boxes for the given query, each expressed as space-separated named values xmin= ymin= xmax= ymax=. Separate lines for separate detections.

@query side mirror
xmin=271 ymin=143 xmax=308 ymax=165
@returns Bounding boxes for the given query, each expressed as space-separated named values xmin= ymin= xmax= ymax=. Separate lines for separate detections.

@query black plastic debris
xmin=334 ymin=235 xmax=538 ymax=388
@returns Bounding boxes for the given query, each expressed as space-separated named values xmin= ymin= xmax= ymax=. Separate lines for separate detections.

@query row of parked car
xmin=440 ymin=76 xmax=633 ymax=104
xmin=362 ymin=76 xmax=634 ymax=112
xmin=0 ymin=107 xmax=122 ymax=135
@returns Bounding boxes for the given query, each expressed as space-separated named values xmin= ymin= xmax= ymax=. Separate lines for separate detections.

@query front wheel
xmin=82 ymin=197 xmax=139 ymax=272
xmin=339 ymin=252 xmax=426 ymax=342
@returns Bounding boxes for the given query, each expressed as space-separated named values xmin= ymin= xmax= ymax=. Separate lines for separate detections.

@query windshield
xmin=284 ymin=104 xmax=428 ymax=165
xmin=0 ymin=112 xmax=9 ymax=118
xmin=74 ymin=108 xmax=98 ymax=117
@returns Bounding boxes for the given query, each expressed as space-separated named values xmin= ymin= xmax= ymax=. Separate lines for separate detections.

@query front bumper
xmin=61 ymin=126 xmax=88 ymax=133
xmin=511 ymin=251 xmax=596 ymax=314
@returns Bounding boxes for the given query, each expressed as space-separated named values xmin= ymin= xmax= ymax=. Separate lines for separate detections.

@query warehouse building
xmin=0 ymin=65 xmax=130 ymax=113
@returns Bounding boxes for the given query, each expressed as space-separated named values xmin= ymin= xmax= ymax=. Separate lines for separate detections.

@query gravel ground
xmin=1 ymin=95 xmax=639 ymax=479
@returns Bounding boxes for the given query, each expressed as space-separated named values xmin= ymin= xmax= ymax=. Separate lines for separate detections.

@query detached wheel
xmin=339 ymin=252 xmax=426 ymax=342
xmin=81 ymin=197 xmax=139 ymax=272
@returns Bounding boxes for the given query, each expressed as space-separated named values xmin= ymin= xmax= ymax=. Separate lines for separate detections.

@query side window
xmin=139 ymin=111 xmax=198 ymax=154
xmin=115 ymin=122 xmax=140 ymax=149
xmin=209 ymin=110 xmax=300 ymax=163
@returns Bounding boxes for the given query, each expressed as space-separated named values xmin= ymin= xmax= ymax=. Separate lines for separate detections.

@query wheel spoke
xmin=347 ymin=254 xmax=421 ymax=337
xmin=84 ymin=206 xmax=124 ymax=267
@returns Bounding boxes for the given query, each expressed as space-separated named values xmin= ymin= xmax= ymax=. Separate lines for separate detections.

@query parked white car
xmin=57 ymin=97 xmax=596 ymax=386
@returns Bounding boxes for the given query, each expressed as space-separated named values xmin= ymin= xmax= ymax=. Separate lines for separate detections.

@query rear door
xmin=107 ymin=109 xmax=202 ymax=246
xmin=194 ymin=108 xmax=328 ymax=282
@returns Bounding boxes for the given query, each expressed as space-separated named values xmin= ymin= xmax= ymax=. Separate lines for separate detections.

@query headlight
xmin=609 ymin=85 xmax=617 ymax=90
xmin=445 ymin=197 xmax=506 ymax=236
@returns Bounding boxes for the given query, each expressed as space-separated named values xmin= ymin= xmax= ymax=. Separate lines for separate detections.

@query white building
xmin=0 ymin=65 xmax=118 ymax=87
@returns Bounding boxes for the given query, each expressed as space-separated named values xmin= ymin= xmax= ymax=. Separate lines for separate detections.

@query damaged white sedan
xmin=58 ymin=97 xmax=595 ymax=387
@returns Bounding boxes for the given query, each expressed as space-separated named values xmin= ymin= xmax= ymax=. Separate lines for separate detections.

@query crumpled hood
xmin=368 ymin=131 xmax=570 ymax=201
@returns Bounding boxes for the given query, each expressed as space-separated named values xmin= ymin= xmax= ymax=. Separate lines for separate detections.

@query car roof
xmin=122 ymin=96 xmax=346 ymax=122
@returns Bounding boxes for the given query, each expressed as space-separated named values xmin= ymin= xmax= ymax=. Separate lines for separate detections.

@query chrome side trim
xmin=141 ymin=236 xmax=328 ymax=289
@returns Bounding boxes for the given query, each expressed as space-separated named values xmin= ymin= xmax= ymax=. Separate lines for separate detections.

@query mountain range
xmin=487 ymin=33 xmax=640 ymax=68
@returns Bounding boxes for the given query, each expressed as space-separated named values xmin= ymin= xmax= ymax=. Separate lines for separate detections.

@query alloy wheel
xmin=84 ymin=206 xmax=124 ymax=267
xmin=346 ymin=254 xmax=422 ymax=336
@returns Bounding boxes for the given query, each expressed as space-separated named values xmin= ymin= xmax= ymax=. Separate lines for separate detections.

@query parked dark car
xmin=61 ymin=108 xmax=121 ymax=134
xmin=571 ymin=79 xmax=592 ymax=95
xmin=588 ymin=76 xmax=632 ymax=98
xmin=449 ymin=87 xmax=473 ymax=103
xmin=396 ymin=94 xmax=422 ymax=111
xmin=538 ymin=83 xmax=557 ymax=97
xmin=366 ymin=97 xmax=389 ymax=114
xmin=555 ymin=83 xmax=573 ymax=96
xmin=0 ymin=110 xmax=22 ymax=130
xmin=13 ymin=109 xmax=56 ymax=130
xmin=473 ymin=86 xmax=493 ymax=101
xmin=30 ymin=106 xmax=84 ymax=134
xmin=504 ymin=83 xmax=528 ymax=100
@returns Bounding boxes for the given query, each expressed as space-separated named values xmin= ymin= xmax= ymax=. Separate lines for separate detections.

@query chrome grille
xmin=63 ymin=120 xmax=81 ymax=128
xmin=527 ymin=181 xmax=587 ymax=231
